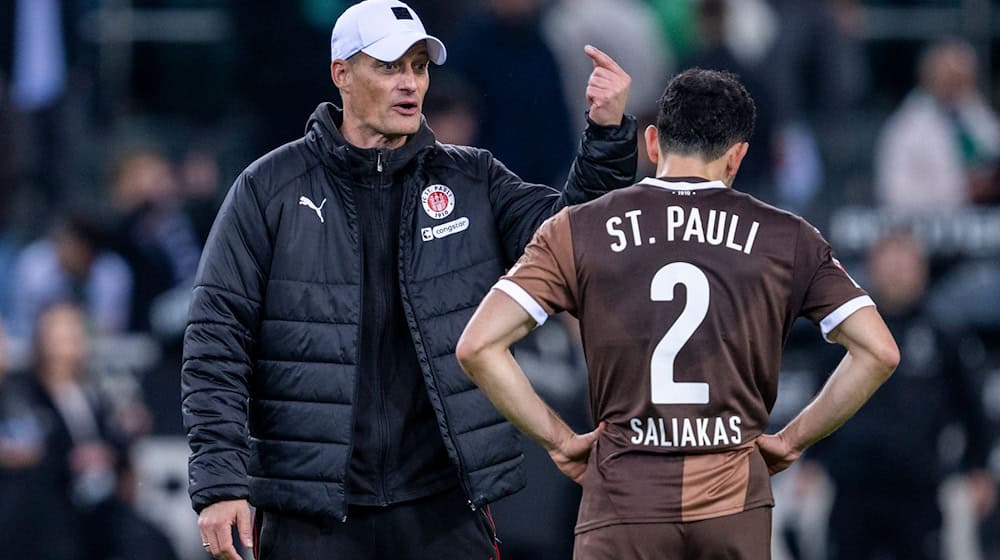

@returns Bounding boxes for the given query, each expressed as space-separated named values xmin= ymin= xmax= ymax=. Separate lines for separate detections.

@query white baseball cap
xmin=330 ymin=0 xmax=447 ymax=65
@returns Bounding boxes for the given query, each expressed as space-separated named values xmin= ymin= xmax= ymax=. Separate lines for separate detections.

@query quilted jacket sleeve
xmin=489 ymin=115 xmax=638 ymax=263
xmin=181 ymin=172 xmax=272 ymax=512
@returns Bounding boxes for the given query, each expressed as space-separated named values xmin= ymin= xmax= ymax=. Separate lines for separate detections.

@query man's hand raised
xmin=584 ymin=45 xmax=631 ymax=127
xmin=198 ymin=499 xmax=253 ymax=560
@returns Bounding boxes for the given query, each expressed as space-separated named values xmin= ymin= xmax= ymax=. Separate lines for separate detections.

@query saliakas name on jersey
xmin=630 ymin=415 xmax=743 ymax=448
xmin=606 ymin=206 xmax=760 ymax=255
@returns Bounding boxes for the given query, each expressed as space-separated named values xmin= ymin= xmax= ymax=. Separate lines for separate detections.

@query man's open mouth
xmin=394 ymin=102 xmax=418 ymax=114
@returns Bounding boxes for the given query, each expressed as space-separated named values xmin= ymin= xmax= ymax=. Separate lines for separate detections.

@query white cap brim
xmin=362 ymin=32 xmax=447 ymax=65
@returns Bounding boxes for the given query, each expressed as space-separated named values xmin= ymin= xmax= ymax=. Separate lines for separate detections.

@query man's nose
xmin=398 ymin=68 xmax=418 ymax=92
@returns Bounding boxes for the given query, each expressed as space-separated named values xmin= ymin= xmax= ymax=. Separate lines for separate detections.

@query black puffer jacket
xmin=182 ymin=103 xmax=637 ymax=521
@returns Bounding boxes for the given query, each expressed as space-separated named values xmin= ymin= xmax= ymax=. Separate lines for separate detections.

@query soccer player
xmin=456 ymin=69 xmax=900 ymax=559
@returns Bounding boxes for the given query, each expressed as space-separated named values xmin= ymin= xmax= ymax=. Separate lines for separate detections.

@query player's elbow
xmin=871 ymin=337 xmax=900 ymax=380
xmin=456 ymin=331 xmax=489 ymax=377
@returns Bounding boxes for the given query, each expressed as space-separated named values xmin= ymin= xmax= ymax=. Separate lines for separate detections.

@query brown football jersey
xmin=497 ymin=177 xmax=872 ymax=531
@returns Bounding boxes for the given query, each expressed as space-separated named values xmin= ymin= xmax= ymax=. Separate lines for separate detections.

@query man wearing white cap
xmin=183 ymin=1 xmax=637 ymax=558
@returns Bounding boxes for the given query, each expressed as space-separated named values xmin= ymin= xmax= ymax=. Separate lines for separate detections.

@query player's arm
xmin=456 ymin=290 xmax=602 ymax=484
xmin=757 ymin=307 xmax=899 ymax=475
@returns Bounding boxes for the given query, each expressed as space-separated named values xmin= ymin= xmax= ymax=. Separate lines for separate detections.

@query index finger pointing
xmin=584 ymin=44 xmax=624 ymax=73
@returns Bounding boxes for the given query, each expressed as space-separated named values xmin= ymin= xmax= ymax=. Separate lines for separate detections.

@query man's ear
xmin=331 ymin=60 xmax=351 ymax=92
xmin=725 ymin=142 xmax=750 ymax=179
xmin=644 ymin=125 xmax=660 ymax=167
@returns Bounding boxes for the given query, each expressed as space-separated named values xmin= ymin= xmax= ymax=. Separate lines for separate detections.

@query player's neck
xmin=656 ymin=155 xmax=733 ymax=186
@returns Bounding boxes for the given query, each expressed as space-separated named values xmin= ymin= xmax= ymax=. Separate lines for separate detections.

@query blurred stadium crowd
xmin=1 ymin=0 xmax=1000 ymax=559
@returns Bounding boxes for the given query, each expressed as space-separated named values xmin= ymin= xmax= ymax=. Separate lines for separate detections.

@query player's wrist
xmin=586 ymin=111 xmax=624 ymax=128
xmin=775 ymin=429 xmax=806 ymax=456
xmin=545 ymin=425 xmax=575 ymax=455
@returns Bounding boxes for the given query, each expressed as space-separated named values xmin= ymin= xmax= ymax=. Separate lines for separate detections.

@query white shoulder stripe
xmin=819 ymin=296 xmax=876 ymax=343
xmin=493 ymin=279 xmax=549 ymax=327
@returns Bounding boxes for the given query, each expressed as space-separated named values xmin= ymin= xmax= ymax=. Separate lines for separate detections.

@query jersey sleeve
xmin=493 ymin=208 xmax=578 ymax=326
xmin=795 ymin=221 xmax=874 ymax=342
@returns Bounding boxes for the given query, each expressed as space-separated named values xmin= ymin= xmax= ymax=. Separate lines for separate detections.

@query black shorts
xmin=573 ymin=507 xmax=772 ymax=560
xmin=253 ymin=486 xmax=499 ymax=560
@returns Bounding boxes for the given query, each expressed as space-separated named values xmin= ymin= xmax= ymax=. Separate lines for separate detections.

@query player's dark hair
xmin=655 ymin=68 xmax=756 ymax=161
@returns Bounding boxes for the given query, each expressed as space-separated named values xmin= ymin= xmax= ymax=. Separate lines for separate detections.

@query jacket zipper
xmin=374 ymin=149 xmax=391 ymax=506
xmin=342 ymin=150 xmax=387 ymax=519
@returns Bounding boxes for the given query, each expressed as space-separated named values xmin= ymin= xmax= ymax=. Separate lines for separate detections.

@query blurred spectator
xmin=9 ymin=213 xmax=133 ymax=339
xmin=422 ymin=70 xmax=479 ymax=146
xmin=234 ymin=2 xmax=342 ymax=154
xmin=681 ymin=0 xmax=779 ymax=203
xmin=0 ymin=320 xmax=46 ymax=556
xmin=768 ymin=0 xmax=869 ymax=212
xmin=106 ymin=148 xmax=202 ymax=333
xmin=1 ymin=0 xmax=83 ymax=209
xmin=876 ymin=39 xmax=1000 ymax=212
xmin=2 ymin=0 xmax=68 ymax=113
xmin=178 ymin=145 xmax=225 ymax=245
xmin=0 ymin=320 xmax=43 ymax=470
xmin=95 ymin=454 xmax=180 ymax=560
xmin=450 ymin=0 xmax=575 ymax=186
xmin=645 ymin=0 xmax=777 ymax=68
xmin=542 ymin=0 xmax=672 ymax=138
xmin=769 ymin=0 xmax=868 ymax=125
xmin=813 ymin=233 xmax=997 ymax=560
xmin=644 ymin=0 xmax=696 ymax=63
xmin=0 ymin=303 xmax=122 ymax=560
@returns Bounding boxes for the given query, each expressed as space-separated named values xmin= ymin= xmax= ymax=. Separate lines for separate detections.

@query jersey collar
xmin=638 ymin=176 xmax=728 ymax=191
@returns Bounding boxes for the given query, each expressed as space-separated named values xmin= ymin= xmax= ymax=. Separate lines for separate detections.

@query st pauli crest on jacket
xmin=421 ymin=184 xmax=455 ymax=219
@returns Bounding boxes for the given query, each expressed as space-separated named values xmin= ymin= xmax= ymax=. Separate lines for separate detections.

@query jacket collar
xmin=305 ymin=103 xmax=437 ymax=177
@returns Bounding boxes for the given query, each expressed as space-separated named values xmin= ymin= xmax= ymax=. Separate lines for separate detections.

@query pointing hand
xmin=584 ymin=45 xmax=631 ymax=127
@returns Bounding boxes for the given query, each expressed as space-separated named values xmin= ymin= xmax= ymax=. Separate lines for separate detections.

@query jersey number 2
xmin=650 ymin=262 xmax=710 ymax=404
